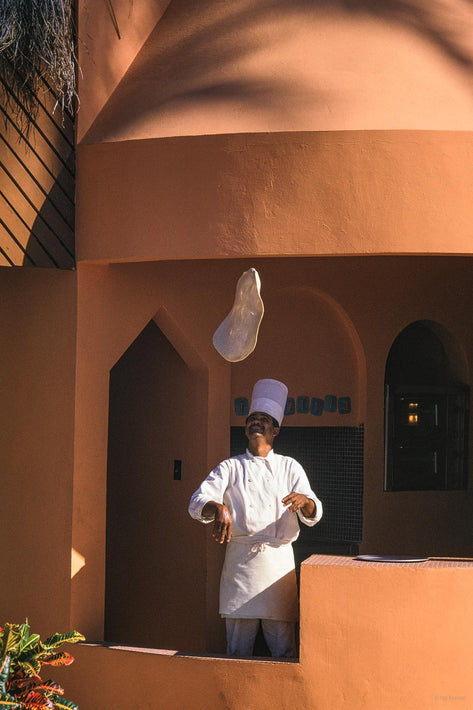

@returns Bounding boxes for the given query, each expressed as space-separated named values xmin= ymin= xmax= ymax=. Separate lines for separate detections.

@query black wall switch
xmin=173 ymin=460 xmax=182 ymax=480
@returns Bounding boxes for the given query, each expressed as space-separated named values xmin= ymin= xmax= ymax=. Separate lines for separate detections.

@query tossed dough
xmin=213 ymin=268 xmax=264 ymax=362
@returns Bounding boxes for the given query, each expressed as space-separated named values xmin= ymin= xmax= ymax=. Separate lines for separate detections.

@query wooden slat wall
xmin=0 ymin=75 xmax=75 ymax=268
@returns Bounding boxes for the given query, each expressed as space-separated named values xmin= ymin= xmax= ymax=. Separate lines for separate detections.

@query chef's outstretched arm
xmin=282 ymin=492 xmax=316 ymax=518
xmin=202 ymin=501 xmax=232 ymax=543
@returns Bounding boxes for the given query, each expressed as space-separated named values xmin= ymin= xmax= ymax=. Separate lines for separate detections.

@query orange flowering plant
xmin=0 ymin=621 xmax=84 ymax=709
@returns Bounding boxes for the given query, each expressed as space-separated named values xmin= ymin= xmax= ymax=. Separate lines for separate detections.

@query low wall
xmin=61 ymin=555 xmax=473 ymax=709
xmin=301 ymin=555 xmax=473 ymax=710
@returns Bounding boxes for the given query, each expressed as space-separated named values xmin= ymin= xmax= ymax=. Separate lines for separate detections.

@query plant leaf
xmin=0 ymin=656 xmax=10 ymax=692
xmin=37 ymin=653 xmax=74 ymax=668
xmin=41 ymin=634 xmax=84 ymax=652
xmin=21 ymin=690 xmax=53 ymax=709
xmin=18 ymin=623 xmax=30 ymax=644
xmin=18 ymin=683 xmax=64 ymax=701
xmin=0 ymin=692 xmax=20 ymax=708
xmin=19 ymin=635 xmax=41 ymax=659
xmin=49 ymin=696 xmax=79 ymax=710
xmin=35 ymin=682 xmax=63 ymax=698
xmin=18 ymin=657 xmax=42 ymax=676
xmin=2 ymin=626 xmax=20 ymax=657
xmin=8 ymin=676 xmax=40 ymax=693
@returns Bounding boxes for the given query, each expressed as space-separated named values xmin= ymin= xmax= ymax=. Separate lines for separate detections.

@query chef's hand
xmin=212 ymin=503 xmax=232 ymax=543
xmin=202 ymin=501 xmax=232 ymax=543
xmin=282 ymin=492 xmax=316 ymax=518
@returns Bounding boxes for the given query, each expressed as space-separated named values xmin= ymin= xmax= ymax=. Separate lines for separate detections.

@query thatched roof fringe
xmin=0 ymin=0 xmax=77 ymax=132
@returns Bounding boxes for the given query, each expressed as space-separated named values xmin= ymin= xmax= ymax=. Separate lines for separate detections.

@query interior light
xmin=408 ymin=414 xmax=419 ymax=425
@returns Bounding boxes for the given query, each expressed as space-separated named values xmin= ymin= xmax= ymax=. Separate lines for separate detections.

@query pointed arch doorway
xmin=105 ymin=318 xmax=208 ymax=650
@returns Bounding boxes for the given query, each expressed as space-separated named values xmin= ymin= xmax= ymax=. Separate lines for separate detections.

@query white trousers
xmin=225 ymin=618 xmax=296 ymax=658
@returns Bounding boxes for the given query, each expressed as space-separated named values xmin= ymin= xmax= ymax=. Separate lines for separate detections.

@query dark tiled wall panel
xmin=231 ymin=425 xmax=364 ymax=544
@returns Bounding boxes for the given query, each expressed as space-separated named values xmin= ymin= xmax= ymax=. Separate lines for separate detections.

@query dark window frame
xmin=384 ymin=383 xmax=469 ymax=492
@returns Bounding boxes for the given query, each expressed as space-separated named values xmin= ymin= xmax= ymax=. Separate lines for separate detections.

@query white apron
xmin=219 ymin=539 xmax=299 ymax=621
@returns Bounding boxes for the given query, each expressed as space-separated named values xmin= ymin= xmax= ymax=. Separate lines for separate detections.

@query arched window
xmin=384 ymin=322 xmax=468 ymax=491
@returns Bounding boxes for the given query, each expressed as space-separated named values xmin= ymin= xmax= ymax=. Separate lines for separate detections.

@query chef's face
xmin=245 ymin=411 xmax=279 ymax=444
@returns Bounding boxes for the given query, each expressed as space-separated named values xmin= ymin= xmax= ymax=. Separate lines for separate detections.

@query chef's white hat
xmin=249 ymin=378 xmax=288 ymax=426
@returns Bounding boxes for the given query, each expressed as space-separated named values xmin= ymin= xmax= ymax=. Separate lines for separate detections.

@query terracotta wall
xmin=80 ymin=0 xmax=473 ymax=143
xmin=71 ymin=262 xmax=230 ymax=648
xmin=77 ymin=0 xmax=170 ymax=142
xmin=71 ymin=255 xmax=473 ymax=653
xmin=300 ymin=556 xmax=473 ymax=710
xmin=76 ymin=131 xmax=473 ymax=263
xmin=0 ymin=267 xmax=76 ymax=634
xmin=59 ymin=641 xmax=309 ymax=710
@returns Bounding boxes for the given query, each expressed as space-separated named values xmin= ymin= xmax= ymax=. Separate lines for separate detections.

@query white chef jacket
xmin=188 ymin=448 xmax=323 ymax=620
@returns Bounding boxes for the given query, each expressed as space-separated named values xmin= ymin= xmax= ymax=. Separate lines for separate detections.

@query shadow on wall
xmin=24 ymin=165 xmax=75 ymax=269
xmin=0 ymin=95 xmax=75 ymax=268
xmin=83 ymin=0 xmax=473 ymax=142
xmin=344 ymin=0 xmax=473 ymax=69
xmin=0 ymin=69 xmax=77 ymax=268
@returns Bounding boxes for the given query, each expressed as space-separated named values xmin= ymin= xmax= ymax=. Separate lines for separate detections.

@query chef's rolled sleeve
xmin=297 ymin=498 xmax=323 ymax=526
xmin=188 ymin=462 xmax=230 ymax=522
xmin=290 ymin=460 xmax=323 ymax=526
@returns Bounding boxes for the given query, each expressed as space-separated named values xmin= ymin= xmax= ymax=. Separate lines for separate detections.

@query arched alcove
xmin=231 ymin=284 xmax=366 ymax=424
xmin=105 ymin=319 xmax=208 ymax=650
xmin=384 ymin=321 xmax=469 ymax=491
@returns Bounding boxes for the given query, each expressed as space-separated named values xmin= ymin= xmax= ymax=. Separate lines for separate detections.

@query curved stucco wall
xmin=77 ymin=0 xmax=171 ymax=142
xmin=82 ymin=0 xmax=473 ymax=144
xmin=76 ymin=130 xmax=473 ymax=262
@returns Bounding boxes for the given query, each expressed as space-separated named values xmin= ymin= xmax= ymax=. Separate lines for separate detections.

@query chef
xmin=188 ymin=378 xmax=323 ymax=657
